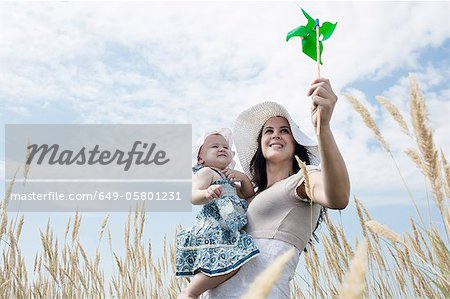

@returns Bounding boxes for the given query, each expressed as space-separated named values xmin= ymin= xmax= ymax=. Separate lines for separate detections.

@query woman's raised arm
xmin=306 ymin=78 xmax=350 ymax=209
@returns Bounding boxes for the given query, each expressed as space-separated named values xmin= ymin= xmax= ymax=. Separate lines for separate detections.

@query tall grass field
xmin=1 ymin=76 xmax=448 ymax=298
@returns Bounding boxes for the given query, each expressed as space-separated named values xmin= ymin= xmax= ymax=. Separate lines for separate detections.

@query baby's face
xmin=198 ymin=134 xmax=232 ymax=170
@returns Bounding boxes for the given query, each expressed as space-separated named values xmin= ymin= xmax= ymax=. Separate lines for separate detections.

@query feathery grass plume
xmin=310 ymin=242 xmax=326 ymax=298
xmin=324 ymin=213 xmax=342 ymax=250
xmin=416 ymin=224 xmax=435 ymax=263
xmin=409 ymin=75 xmax=445 ymax=209
xmin=441 ymin=151 xmax=450 ymax=198
xmin=394 ymin=268 xmax=406 ymax=294
xmin=428 ymin=228 xmax=450 ymax=272
xmin=366 ymin=220 xmax=402 ymax=244
xmin=376 ymin=96 xmax=410 ymax=136
xmin=295 ymin=155 xmax=315 ymax=239
xmin=338 ymin=238 xmax=368 ymax=299
xmin=358 ymin=200 xmax=372 ymax=222
xmin=371 ymin=244 xmax=387 ymax=271
xmin=302 ymin=244 xmax=315 ymax=293
xmin=15 ymin=215 xmax=24 ymax=241
xmin=445 ymin=207 xmax=450 ymax=237
xmin=295 ymin=155 xmax=311 ymax=196
xmin=72 ymin=210 xmax=81 ymax=242
xmin=337 ymin=224 xmax=354 ymax=261
xmin=405 ymin=148 xmax=426 ymax=175
xmin=0 ymin=206 xmax=8 ymax=240
xmin=170 ymin=228 xmax=178 ymax=274
xmin=98 ymin=214 xmax=109 ymax=242
xmin=324 ymin=215 xmax=349 ymax=276
xmin=323 ymin=235 xmax=344 ymax=282
xmin=355 ymin=200 xmax=380 ymax=246
xmin=64 ymin=216 xmax=71 ymax=242
xmin=139 ymin=206 xmax=145 ymax=241
xmin=354 ymin=198 xmax=371 ymax=249
xmin=408 ymin=218 xmax=427 ymax=260
xmin=241 ymin=248 xmax=295 ymax=299
xmin=397 ymin=242 xmax=412 ymax=275
xmin=3 ymin=168 xmax=18 ymax=207
xmin=23 ymin=139 xmax=31 ymax=186
xmin=343 ymin=94 xmax=390 ymax=153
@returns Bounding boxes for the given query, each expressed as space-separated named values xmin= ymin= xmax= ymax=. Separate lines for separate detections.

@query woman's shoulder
xmin=276 ymin=166 xmax=321 ymax=198
xmin=291 ymin=165 xmax=321 ymax=179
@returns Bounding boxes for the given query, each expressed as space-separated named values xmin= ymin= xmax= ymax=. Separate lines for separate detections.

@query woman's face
xmin=260 ymin=116 xmax=295 ymax=162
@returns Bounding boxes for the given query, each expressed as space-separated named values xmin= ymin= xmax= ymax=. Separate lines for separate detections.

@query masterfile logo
xmin=26 ymin=141 xmax=170 ymax=171
xmin=5 ymin=124 xmax=192 ymax=212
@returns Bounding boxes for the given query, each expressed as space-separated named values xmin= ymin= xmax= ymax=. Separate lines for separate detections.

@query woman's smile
xmin=268 ymin=141 xmax=285 ymax=149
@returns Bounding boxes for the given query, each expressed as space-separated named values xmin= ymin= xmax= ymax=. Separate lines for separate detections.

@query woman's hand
xmin=222 ymin=168 xmax=255 ymax=199
xmin=307 ymin=77 xmax=338 ymax=129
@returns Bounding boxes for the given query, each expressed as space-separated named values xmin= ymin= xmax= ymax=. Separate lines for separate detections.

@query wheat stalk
xmin=409 ymin=75 xmax=445 ymax=210
xmin=441 ymin=151 xmax=450 ymax=199
xmin=2 ymin=74 xmax=449 ymax=298
xmin=366 ymin=220 xmax=402 ymax=244
xmin=98 ymin=214 xmax=109 ymax=242
xmin=338 ymin=238 xmax=368 ymax=299
xmin=376 ymin=96 xmax=410 ymax=136
xmin=343 ymin=94 xmax=390 ymax=153
xmin=295 ymin=155 xmax=311 ymax=196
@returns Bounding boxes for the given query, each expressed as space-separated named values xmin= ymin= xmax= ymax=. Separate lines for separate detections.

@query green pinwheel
xmin=286 ymin=8 xmax=337 ymax=64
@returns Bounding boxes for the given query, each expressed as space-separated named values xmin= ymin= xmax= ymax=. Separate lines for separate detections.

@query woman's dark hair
xmin=249 ymin=124 xmax=326 ymax=251
xmin=249 ymin=127 xmax=311 ymax=193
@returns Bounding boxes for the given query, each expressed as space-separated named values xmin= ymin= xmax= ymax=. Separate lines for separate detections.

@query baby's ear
xmin=231 ymin=151 xmax=236 ymax=158
xmin=197 ymin=157 xmax=205 ymax=165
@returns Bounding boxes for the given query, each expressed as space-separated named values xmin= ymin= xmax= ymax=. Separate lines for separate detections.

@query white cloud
xmin=0 ymin=2 xmax=449 ymax=206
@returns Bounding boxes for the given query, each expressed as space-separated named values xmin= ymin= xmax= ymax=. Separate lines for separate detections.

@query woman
xmin=201 ymin=78 xmax=350 ymax=298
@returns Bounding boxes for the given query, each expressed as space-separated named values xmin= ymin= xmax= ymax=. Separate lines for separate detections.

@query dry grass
xmin=409 ymin=76 xmax=446 ymax=212
xmin=0 ymin=76 xmax=448 ymax=298
xmin=343 ymin=93 xmax=390 ymax=153
xmin=285 ymin=76 xmax=448 ymax=298
xmin=338 ymin=239 xmax=368 ymax=299
xmin=365 ymin=220 xmax=402 ymax=244
xmin=375 ymin=96 xmax=410 ymax=136
xmin=295 ymin=155 xmax=311 ymax=196
xmin=0 ymin=204 xmax=186 ymax=298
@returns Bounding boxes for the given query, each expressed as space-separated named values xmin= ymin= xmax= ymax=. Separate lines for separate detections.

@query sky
xmin=0 ymin=0 xmax=449 ymax=286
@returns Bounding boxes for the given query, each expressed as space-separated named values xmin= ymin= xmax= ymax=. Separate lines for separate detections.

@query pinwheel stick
xmin=315 ymin=18 xmax=321 ymax=135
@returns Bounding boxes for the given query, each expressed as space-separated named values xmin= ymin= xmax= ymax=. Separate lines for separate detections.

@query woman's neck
xmin=265 ymin=160 xmax=293 ymax=187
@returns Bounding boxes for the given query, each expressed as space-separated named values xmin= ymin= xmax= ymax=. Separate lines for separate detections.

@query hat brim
xmin=233 ymin=101 xmax=319 ymax=179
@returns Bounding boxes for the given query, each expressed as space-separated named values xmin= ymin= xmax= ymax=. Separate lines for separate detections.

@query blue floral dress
xmin=175 ymin=167 xmax=260 ymax=277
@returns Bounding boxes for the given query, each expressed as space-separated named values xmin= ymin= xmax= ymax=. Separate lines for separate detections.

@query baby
xmin=175 ymin=129 xmax=259 ymax=299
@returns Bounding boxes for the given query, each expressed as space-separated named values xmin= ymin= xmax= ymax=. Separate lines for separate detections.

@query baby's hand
xmin=205 ymin=185 xmax=222 ymax=200
xmin=222 ymin=169 xmax=247 ymax=182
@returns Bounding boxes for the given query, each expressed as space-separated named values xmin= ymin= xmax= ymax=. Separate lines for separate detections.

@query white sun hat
xmin=233 ymin=101 xmax=319 ymax=179
xmin=192 ymin=128 xmax=236 ymax=169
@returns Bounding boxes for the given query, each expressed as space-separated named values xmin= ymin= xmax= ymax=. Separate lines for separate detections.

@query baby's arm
xmin=222 ymin=169 xmax=255 ymax=199
xmin=191 ymin=168 xmax=223 ymax=205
